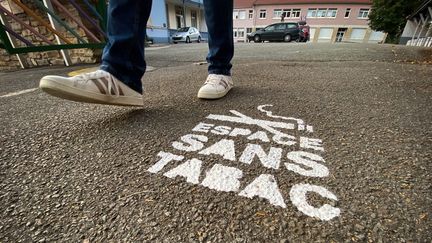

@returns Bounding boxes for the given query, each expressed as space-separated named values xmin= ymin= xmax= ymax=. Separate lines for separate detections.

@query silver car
xmin=172 ymin=27 xmax=202 ymax=44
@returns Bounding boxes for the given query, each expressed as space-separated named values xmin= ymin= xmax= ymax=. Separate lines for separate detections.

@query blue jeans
xmin=101 ymin=0 xmax=234 ymax=94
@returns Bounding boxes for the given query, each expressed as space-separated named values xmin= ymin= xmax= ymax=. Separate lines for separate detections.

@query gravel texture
xmin=0 ymin=43 xmax=431 ymax=242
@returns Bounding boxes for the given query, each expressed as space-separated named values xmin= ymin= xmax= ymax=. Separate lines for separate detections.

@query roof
xmin=234 ymin=0 xmax=372 ymax=8
xmin=235 ymin=0 xmax=256 ymax=8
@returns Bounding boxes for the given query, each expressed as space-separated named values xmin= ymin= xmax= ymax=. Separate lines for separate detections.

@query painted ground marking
xmin=147 ymin=104 xmax=340 ymax=221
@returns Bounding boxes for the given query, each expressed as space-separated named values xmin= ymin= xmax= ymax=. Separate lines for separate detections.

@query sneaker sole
xmin=40 ymin=77 xmax=143 ymax=107
xmin=197 ymin=88 xmax=232 ymax=99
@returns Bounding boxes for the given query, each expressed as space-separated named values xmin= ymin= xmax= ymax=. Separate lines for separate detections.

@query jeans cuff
xmin=208 ymin=69 xmax=231 ymax=76
xmin=100 ymin=64 xmax=143 ymax=94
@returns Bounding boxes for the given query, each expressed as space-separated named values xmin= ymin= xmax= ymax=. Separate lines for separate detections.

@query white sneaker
xmin=39 ymin=70 xmax=143 ymax=106
xmin=197 ymin=74 xmax=233 ymax=99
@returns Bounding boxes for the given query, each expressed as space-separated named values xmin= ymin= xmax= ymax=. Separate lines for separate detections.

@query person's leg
xmin=39 ymin=0 xmax=152 ymax=106
xmin=203 ymin=0 xmax=234 ymax=75
xmin=101 ymin=0 xmax=153 ymax=94
xmin=197 ymin=0 xmax=234 ymax=99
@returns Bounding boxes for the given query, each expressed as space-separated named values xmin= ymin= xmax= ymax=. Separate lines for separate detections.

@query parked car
xmin=298 ymin=21 xmax=310 ymax=42
xmin=172 ymin=27 xmax=202 ymax=44
xmin=247 ymin=22 xmax=301 ymax=42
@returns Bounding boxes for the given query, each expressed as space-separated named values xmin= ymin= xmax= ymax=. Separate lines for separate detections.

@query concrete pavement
xmin=0 ymin=43 xmax=431 ymax=242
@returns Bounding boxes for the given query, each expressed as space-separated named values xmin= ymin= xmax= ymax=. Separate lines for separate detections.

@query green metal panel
xmin=0 ymin=22 xmax=13 ymax=53
xmin=96 ymin=0 xmax=108 ymax=32
xmin=7 ymin=43 xmax=106 ymax=54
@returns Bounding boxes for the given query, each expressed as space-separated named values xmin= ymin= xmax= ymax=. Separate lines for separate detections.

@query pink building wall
xmin=239 ymin=4 xmax=371 ymax=27
xmin=232 ymin=2 xmax=386 ymax=43
xmin=233 ymin=8 xmax=255 ymax=28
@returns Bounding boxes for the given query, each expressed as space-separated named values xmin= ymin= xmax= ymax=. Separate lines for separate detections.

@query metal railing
xmin=0 ymin=0 xmax=107 ymax=67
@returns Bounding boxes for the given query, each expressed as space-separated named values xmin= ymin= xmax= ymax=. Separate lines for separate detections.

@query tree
xmin=369 ymin=0 xmax=424 ymax=43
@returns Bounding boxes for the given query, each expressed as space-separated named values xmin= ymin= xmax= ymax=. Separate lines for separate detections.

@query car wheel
xmin=197 ymin=36 xmax=201 ymax=43
xmin=173 ymin=41 xmax=177 ymax=44
xmin=186 ymin=36 xmax=190 ymax=43
xmin=254 ymin=35 xmax=261 ymax=43
xmin=284 ymin=34 xmax=292 ymax=42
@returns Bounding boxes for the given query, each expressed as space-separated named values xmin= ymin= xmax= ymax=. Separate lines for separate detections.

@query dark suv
xmin=247 ymin=22 xmax=301 ymax=42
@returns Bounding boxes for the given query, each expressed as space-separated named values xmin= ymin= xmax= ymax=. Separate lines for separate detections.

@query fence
xmin=407 ymin=37 xmax=432 ymax=47
xmin=0 ymin=0 xmax=107 ymax=68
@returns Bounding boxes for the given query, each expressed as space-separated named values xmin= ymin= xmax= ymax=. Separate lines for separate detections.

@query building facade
xmin=400 ymin=0 xmax=432 ymax=47
xmin=233 ymin=0 xmax=387 ymax=43
xmin=147 ymin=0 xmax=207 ymax=43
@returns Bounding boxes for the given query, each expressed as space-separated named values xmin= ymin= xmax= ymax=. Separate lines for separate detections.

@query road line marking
xmin=0 ymin=88 xmax=38 ymax=98
xmin=147 ymin=45 xmax=171 ymax=51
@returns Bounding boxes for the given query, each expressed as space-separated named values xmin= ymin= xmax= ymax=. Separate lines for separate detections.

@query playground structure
xmin=0 ymin=0 xmax=107 ymax=69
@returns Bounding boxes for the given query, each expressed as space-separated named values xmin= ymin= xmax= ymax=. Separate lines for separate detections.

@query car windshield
xmin=177 ymin=27 xmax=189 ymax=32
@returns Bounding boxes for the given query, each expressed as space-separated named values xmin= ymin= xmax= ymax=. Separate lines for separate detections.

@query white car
xmin=172 ymin=27 xmax=202 ymax=43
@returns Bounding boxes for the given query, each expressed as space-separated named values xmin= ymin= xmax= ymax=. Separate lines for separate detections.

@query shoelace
xmin=205 ymin=75 xmax=229 ymax=87
xmin=75 ymin=70 xmax=120 ymax=97
xmin=74 ymin=70 xmax=105 ymax=80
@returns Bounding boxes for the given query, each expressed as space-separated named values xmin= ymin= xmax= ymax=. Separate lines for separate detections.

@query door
xmin=192 ymin=27 xmax=200 ymax=40
xmin=188 ymin=27 xmax=195 ymax=41
xmin=286 ymin=23 xmax=300 ymax=40
xmin=176 ymin=15 xmax=183 ymax=29
xmin=261 ymin=25 xmax=276 ymax=41
xmin=274 ymin=23 xmax=287 ymax=40
xmin=336 ymin=28 xmax=347 ymax=42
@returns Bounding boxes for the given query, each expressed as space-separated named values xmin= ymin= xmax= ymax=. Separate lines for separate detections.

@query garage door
xmin=369 ymin=31 xmax=386 ymax=43
xmin=317 ymin=28 xmax=333 ymax=43
xmin=309 ymin=28 xmax=316 ymax=40
xmin=350 ymin=28 xmax=366 ymax=42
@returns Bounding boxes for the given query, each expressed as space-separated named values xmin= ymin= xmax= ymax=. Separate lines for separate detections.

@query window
xmin=326 ymin=8 xmax=337 ymax=18
xmin=273 ymin=9 xmax=282 ymax=18
xmin=358 ymin=8 xmax=370 ymax=19
xmin=248 ymin=10 xmax=253 ymax=19
xmin=233 ymin=10 xmax=239 ymax=19
xmin=238 ymin=29 xmax=245 ymax=38
xmin=345 ymin=8 xmax=351 ymax=18
xmin=175 ymin=5 xmax=184 ymax=28
xmin=307 ymin=8 xmax=317 ymax=17
xmin=275 ymin=24 xmax=286 ymax=30
xmin=287 ymin=23 xmax=297 ymax=29
xmin=239 ymin=10 xmax=246 ymax=19
xmin=277 ymin=9 xmax=300 ymax=19
xmin=350 ymin=28 xmax=366 ymax=40
xmin=317 ymin=8 xmax=327 ymax=18
xmin=283 ymin=9 xmax=291 ymax=18
xmin=233 ymin=28 xmax=245 ymax=38
xmin=191 ymin=10 xmax=197 ymax=27
xmin=246 ymin=28 xmax=253 ymax=34
xmin=292 ymin=9 xmax=301 ymax=18
xmin=308 ymin=8 xmax=337 ymax=18
xmin=259 ymin=9 xmax=266 ymax=19
xmin=265 ymin=25 xmax=275 ymax=31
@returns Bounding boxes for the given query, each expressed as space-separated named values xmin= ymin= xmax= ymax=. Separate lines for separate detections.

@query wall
xmin=253 ymin=4 xmax=371 ymax=27
xmin=148 ymin=0 xmax=170 ymax=43
xmin=233 ymin=3 xmax=386 ymax=43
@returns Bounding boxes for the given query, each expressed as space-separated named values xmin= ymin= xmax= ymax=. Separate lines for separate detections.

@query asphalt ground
xmin=0 ymin=43 xmax=431 ymax=242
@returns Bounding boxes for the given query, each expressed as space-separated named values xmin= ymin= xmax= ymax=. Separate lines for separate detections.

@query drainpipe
xmin=253 ymin=0 xmax=257 ymax=30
